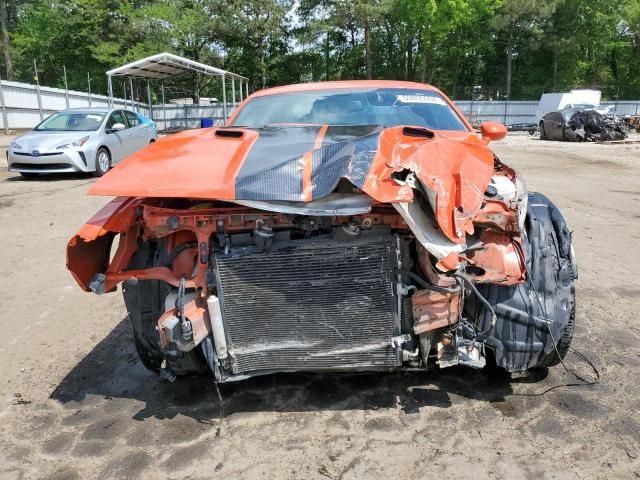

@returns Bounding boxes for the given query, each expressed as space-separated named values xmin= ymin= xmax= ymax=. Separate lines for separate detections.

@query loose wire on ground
xmin=518 ymin=275 xmax=600 ymax=397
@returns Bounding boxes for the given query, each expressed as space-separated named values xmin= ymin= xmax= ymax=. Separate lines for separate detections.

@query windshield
xmin=231 ymin=88 xmax=468 ymax=131
xmin=35 ymin=112 xmax=106 ymax=131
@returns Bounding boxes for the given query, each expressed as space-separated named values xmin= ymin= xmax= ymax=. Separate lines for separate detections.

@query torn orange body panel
xmin=157 ymin=298 xmax=212 ymax=350
xmin=412 ymin=289 xmax=461 ymax=334
xmin=466 ymin=231 xmax=526 ymax=284
xmin=473 ymin=198 xmax=520 ymax=233
xmin=367 ymin=126 xmax=495 ymax=243
xmin=66 ymin=198 xmax=140 ymax=291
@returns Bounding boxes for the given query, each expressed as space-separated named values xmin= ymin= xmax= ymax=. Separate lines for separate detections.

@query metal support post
xmin=107 ymin=75 xmax=113 ymax=108
xmin=232 ymin=76 xmax=236 ymax=109
xmin=503 ymin=100 xmax=508 ymax=126
xmin=0 ymin=74 xmax=9 ymax=135
xmin=87 ymin=72 xmax=92 ymax=107
xmin=147 ymin=80 xmax=153 ymax=120
xmin=161 ymin=81 xmax=166 ymax=131
xmin=33 ymin=59 xmax=43 ymax=120
xmin=63 ymin=65 xmax=70 ymax=109
xmin=129 ymin=77 xmax=135 ymax=111
xmin=222 ymin=74 xmax=228 ymax=123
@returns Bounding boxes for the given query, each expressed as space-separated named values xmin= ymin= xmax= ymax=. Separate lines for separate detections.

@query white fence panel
xmin=455 ymin=101 xmax=538 ymax=125
xmin=0 ymin=80 xmax=121 ymax=130
xmin=454 ymin=100 xmax=640 ymax=126
xmin=154 ymin=104 xmax=238 ymax=129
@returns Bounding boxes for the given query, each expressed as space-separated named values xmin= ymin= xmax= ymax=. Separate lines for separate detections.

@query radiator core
xmin=213 ymin=234 xmax=402 ymax=374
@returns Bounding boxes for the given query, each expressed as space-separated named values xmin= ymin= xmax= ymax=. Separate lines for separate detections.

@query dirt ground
xmin=0 ymin=133 xmax=639 ymax=480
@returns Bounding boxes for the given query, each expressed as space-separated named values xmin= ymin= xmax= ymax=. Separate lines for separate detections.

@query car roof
xmin=61 ymin=108 xmax=109 ymax=113
xmin=61 ymin=107 xmax=137 ymax=114
xmin=249 ymin=80 xmax=441 ymax=99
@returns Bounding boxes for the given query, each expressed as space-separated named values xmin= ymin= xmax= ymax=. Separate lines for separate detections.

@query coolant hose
xmin=451 ymin=273 xmax=497 ymax=341
xmin=397 ymin=270 xmax=461 ymax=295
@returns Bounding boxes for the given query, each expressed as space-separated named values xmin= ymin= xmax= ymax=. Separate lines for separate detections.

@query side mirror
xmin=109 ymin=123 xmax=126 ymax=133
xmin=480 ymin=122 xmax=507 ymax=143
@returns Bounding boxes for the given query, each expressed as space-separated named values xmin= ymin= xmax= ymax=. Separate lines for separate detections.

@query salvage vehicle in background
xmin=67 ymin=81 xmax=576 ymax=383
xmin=539 ymin=106 xmax=628 ymax=142
xmin=8 ymin=108 xmax=157 ymax=178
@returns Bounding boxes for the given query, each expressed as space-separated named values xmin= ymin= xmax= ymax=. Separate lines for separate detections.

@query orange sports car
xmin=67 ymin=81 xmax=576 ymax=382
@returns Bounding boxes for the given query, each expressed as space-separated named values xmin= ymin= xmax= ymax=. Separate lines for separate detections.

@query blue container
xmin=200 ymin=118 xmax=214 ymax=128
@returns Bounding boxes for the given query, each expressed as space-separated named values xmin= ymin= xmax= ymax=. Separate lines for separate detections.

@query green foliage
xmin=2 ymin=0 xmax=639 ymax=99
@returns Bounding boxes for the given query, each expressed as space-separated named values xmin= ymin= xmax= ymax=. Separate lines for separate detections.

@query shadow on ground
xmin=50 ymin=318 xmax=548 ymax=422
xmin=3 ymin=172 xmax=94 ymax=182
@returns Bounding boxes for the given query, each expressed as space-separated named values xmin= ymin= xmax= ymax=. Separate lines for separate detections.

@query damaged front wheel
xmin=466 ymin=192 xmax=577 ymax=372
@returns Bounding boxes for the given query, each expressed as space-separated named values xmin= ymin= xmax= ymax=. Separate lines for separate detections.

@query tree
xmin=0 ymin=0 xmax=36 ymax=79
xmin=4 ymin=0 xmax=640 ymax=100
xmin=491 ymin=0 xmax=558 ymax=99
xmin=229 ymin=0 xmax=292 ymax=89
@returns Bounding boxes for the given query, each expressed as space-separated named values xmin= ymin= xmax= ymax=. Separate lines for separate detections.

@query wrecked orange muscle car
xmin=67 ymin=81 xmax=576 ymax=382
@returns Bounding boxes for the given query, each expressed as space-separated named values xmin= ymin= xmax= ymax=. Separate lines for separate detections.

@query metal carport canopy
xmin=106 ymin=52 xmax=249 ymax=120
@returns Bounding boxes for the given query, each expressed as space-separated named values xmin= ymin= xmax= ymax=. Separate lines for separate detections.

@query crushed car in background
xmin=540 ymin=107 xmax=628 ymax=142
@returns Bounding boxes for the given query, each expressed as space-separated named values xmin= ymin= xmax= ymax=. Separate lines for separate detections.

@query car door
xmin=103 ymin=111 xmax=129 ymax=163
xmin=123 ymin=110 xmax=149 ymax=152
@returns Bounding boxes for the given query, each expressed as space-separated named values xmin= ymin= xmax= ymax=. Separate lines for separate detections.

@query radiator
xmin=213 ymin=234 xmax=402 ymax=374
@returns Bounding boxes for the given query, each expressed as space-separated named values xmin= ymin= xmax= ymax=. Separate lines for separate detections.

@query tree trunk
xmin=192 ymin=73 xmax=201 ymax=104
xmin=552 ymin=50 xmax=557 ymax=91
xmin=452 ymin=37 xmax=462 ymax=98
xmin=587 ymin=39 xmax=594 ymax=83
xmin=420 ymin=45 xmax=427 ymax=83
xmin=506 ymin=29 xmax=513 ymax=100
xmin=325 ymin=32 xmax=330 ymax=80
xmin=364 ymin=20 xmax=372 ymax=79
xmin=0 ymin=0 xmax=12 ymax=80
xmin=405 ymin=38 xmax=414 ymax=81
xmin=260 ymin=48 xmax=267 ymax=89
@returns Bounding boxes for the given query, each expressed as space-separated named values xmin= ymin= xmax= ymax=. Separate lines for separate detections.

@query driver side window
xmin=107 ymin=111 xmax=127 ymax=129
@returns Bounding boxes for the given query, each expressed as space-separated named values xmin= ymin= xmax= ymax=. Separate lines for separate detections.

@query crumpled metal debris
xmin=569 ymin=109 xmax=628 ymax=142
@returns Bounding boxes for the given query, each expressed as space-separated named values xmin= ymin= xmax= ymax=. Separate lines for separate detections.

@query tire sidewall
xmin=94 ymin=147 xmax=111 ymax=176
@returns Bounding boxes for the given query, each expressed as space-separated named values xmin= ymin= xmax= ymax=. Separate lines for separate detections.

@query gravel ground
xmin=0 ymin=133 xmax=639 ymax=480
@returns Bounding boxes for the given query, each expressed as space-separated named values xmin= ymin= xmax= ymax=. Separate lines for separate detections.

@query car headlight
xmin=10 ymin=141 xmax=22 ymax=150
xmin=56 ymin=136 xmax=90 ymax=149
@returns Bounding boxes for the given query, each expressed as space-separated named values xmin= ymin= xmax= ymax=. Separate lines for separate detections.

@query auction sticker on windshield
xmin=396 ymin=94 xmax=447 ymax=105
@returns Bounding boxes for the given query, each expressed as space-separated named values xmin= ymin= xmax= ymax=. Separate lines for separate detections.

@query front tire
xmin=466 ymin=193 xmax=577 ymax=372
xmin=93 ymin=147 xmax=111 ymax=177
xmin=539 ymin=122 xmax=547 ymax=140
xmin=122 ymin=239 xmax=208 ymax=376
xmin=537 ymin=297 xmax=575 ymax=367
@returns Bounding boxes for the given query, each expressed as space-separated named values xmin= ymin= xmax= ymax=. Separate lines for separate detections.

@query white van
xmin=536 ymin=90 xmax=602 ymax=123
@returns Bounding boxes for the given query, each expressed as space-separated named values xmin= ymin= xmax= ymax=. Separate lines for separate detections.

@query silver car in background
xmin=7 ymin=108 xmax=157 ymax=178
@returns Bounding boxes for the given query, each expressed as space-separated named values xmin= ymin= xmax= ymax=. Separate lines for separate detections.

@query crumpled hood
xmin=89 ymin=124 xmax=495 ymax=242
xmin=89 ymin=125 xmax=386 ymax=200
